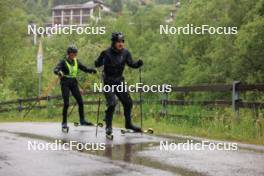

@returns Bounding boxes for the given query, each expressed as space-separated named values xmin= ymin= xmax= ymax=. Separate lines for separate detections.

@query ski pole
xmin=23 ymin=101 xmax=39 ymax=118
xmin=139 ymin=68 xmax=143 ymax=134
xmin=67 ymin=79 xmax=91 ymax=118
xmin=23 ymin=77 xmax=59 ymax=118
xmin=96 ymin=97 xmax=101 ymax=137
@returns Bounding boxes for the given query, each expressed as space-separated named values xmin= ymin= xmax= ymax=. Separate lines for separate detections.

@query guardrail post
xmin=18 ymin=98 xmax=22 ymax=112
xmin=232 ymin=81 xmax=241 ymax=120
xmin=162 ymin=91 xmax=168 ymax=117
xmin=47 ymin=96 xmax=51 ymax=118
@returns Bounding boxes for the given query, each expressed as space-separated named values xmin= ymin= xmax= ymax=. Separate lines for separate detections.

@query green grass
xmin=0 ymin=103 xmax=263 ymax=145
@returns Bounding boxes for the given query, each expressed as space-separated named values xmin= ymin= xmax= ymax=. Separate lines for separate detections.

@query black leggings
xmin=61 ymin=79 xmax=84 ymax=124
xmin=104 ymin=83 xmax=133 ymax=128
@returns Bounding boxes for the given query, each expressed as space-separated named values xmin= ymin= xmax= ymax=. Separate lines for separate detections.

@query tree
xmin=111 ymin=0 xmax=123 ymax=13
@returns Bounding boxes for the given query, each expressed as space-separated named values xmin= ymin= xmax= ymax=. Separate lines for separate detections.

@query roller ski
xmin=74 ymin=120 xmax=103 ymax=127
xmin=121 ymin=128 xmax=154 ymax=134
xmin=119 ymin=69 xmax=154 ymax=135
xmin=105 ymin=127 xmax=114 ymax=140
xmin=62 ymin=123 xmax=69 ymax=133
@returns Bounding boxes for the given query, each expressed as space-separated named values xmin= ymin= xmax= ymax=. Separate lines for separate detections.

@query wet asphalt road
xmin=0 ymin=122 xmax=263 ymax=176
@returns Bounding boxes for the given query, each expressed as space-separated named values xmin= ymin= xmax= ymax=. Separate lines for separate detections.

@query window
xmin=53 ymin=17 xmax=61 ymax=25
xmin=63 ymin=16 xmax=70 ymax=25
xmin=83 ymin=8 xmax=90 ymax=15
xmin=63 ymin=10 xmax=71 ymax=16
xmin=73 ymin=16 xmax=80 ymax=24
xmin=73 ymin=9 xmax=80 ymax=15
xmin=82 ymin=16 xmax=90 ymax=25
xmin=54 ymin=10 xmax=61 ymax=16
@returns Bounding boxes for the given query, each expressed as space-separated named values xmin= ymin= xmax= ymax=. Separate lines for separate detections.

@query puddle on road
xmin=3 ymin=130 xmax=206 ymax=176
xmin=86 ymin=142 xmax=205 ymax=176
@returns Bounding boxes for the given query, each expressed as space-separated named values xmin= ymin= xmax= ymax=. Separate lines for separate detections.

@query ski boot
xmin=106 ymin=127 xmax=113 ymax=140
xmin=121 ymin=124 xmax=153 ymax=134
xmin=62 ymin=123 xmax=69 ymax=133
xmin=80 ymin=120 xmax=94 ymax=126
xmin=125 ymin=123 xmax=142 ymax=133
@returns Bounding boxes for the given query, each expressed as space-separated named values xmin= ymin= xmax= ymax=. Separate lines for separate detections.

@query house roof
xmin=52 ymin=0 xmax=108 ymax=10
xmin=52 ymin=3 xmax=96 ymax=10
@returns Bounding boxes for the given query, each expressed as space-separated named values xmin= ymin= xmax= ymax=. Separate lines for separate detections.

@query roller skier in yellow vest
xmin=54 ymin=45 xmax=97 ymax=132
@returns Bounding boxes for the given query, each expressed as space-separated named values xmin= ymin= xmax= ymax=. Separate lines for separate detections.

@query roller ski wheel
xmin=106 ymin=127 xmax=113 ymax=140
xmin=62 ymin=125 xmax=69 ymax=133
xmin=97 ymin=122 xmax=104 ymax=128
xmin=146 ymin=128 xmax=154 ymax=134
xmin=106 ymin=133 xmax=114 ymax=140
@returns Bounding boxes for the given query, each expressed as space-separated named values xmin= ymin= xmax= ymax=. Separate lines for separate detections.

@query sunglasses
xmin=117 ymin=40 xmax=125 ymax=43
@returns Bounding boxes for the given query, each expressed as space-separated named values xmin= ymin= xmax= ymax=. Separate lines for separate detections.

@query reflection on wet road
xmin=0 ymin=122 xmax=263 ymax=176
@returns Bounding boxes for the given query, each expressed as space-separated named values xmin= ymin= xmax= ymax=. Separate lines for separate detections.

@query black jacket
xmin=54 ymin=57 xmax=95 ymax=79
xmin=95 ymin=47 xmax=142 ymax=83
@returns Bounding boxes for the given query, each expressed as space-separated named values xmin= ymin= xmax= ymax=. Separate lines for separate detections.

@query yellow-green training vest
xmin=64 ymin=58 xmax=78 ymax=78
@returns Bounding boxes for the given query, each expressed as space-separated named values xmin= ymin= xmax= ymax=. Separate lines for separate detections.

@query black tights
xmin=61 ymin=79 xmax=84 ymax=124
xmin=104 ymin=88 xmax=133 ymax=128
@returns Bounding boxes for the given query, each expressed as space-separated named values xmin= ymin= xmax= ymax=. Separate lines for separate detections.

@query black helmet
xmin=111 ymin=32 xmax=125 ymax=43
xmin=67 ymin=45 xmax=78 ymax=54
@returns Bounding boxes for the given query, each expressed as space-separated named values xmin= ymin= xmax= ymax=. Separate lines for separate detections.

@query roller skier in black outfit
xmin=54 ymin=45 xmax=97 ymax=132
xmin=95 ymin=32 xmax=143 ymax=138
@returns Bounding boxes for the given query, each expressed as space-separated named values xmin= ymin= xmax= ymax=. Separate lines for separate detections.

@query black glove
xmin=137 ymin=60 xmax=143 ymax=67
xmin=88 ymin=69 xmax=97 ymax=74
xmin=95 ymin=60 xmax=99 ymax=67
xmin=58 ymin=71 xmax=64 ymax=77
